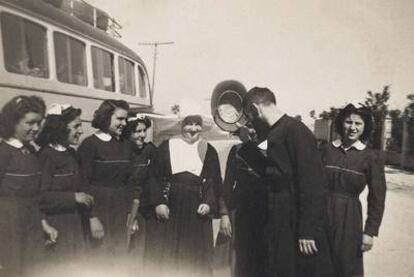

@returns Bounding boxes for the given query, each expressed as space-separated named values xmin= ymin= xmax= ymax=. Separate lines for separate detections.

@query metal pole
xmin=138 ymin=42 xmax=174 ymax=97
xmin=152 ymin=44 xmax=158 ymax=93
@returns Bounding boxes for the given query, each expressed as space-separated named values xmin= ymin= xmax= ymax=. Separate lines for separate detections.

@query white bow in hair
xmin=47 ymin=103 xmax=72 ymax=115
xmin=128 ymin=113 xmax=147 ymax=121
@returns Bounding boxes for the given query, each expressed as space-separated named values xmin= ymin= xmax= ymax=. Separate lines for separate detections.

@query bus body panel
xmin=0 ymin=0 xmax=153 ymax=137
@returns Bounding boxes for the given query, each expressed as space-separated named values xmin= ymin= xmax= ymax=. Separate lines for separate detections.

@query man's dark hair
xmin=334 ymin=104 xmax=373 ymax=141
xmin=242 ymin=87 xmax=276 ymax=118
xmin=91 ymin=99 xmax=129 ymax=132
xmin=0 ymin=95 xmax=46 ymax=139
xmin=36 ymin=107 xmax=82 ymax=147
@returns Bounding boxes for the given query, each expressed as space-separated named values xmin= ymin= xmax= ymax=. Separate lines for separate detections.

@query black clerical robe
xmin=265 ymin=115 xmax=334 ymax=277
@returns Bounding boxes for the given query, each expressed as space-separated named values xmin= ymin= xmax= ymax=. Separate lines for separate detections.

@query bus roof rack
xmin=0 ymin=0 xmax=143 ymax=68
xmin=42 ymin=0 xmax=121 ymax=38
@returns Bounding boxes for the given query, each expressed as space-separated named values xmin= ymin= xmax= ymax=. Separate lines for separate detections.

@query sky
xmin=89 ymin=0 xmax=414 ymax=123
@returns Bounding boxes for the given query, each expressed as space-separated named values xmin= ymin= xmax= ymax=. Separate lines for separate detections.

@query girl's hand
xmin=299 ymin=239 xmax=318 ymax=256
xmin=89 ymin=217 xmax=104 ymax=239
xmin=219 ymin=215 xmax=232 ymax=237
xmin=126 ymin=214 xmax=139 ymax=235
xmin=197 ymin=203 xmax=210 ymax=216
xmin=41 ymin=220 xmax=58 ymax=244
xmin=155 ymin=204 xmax=170 ymax=220
xmin=75 ymin=192 xmax=94 ymax=207
xmin=361 ymin=234 xmax=374 ymax=252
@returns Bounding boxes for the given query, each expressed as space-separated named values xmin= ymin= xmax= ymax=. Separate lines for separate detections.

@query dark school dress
xmin=130 ymin=142 xmax=157 ymax=217
xmin=127 ymin=142 xmax=156 ymax=261
xmin=77 ymin=134 xmax=132 ymax=256
xmin=144 ymin=140 xmax=221 ymax=277
xmin=38 ymin=145 xmax=85 ymax=263
xmin=0 ymin=141 xmax=44 ymax=277
xmin=222 ymin=143 xmax=268 ymax=277
xmin=266 ymin=115 xmax=334 ymax=277
xmin=321 ymin=142 xmax=386 ymax=277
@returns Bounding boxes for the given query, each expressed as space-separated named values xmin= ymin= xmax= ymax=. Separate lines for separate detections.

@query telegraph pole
xmin=138 ymin=41 xmax=174 ymax=96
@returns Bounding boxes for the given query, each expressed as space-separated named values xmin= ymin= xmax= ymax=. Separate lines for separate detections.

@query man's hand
xmin=361 ymin=234 xmax=374 ymax=252
xmin=219 ymin=215 xmax=232 ymax=237
xmin=299 ymin=239 xmax=318 ymax=255
xmin=155 ymin=204 xmax=170 ymax=220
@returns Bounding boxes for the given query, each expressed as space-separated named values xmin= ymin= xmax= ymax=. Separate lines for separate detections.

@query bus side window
xmin=91 ymin=46 xmax=114 ymax=92
xmin=54 ymin=32 xmax=87 ymax=86
xmin=1 ymin=12 xmax=49 ymax=78
xmin=118 ymin=57 xmax=136 ymax=96
xmin=137 ymin=66 xmax=148 ymax=98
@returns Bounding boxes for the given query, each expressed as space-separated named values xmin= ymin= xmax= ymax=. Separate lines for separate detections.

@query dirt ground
xmin=363 ymin=186 xmax=414 ymax=276
xmin=211 ymin=141 xmax=414 ymax=277
xmin=212 ymin=173 xmax=414 ymax=277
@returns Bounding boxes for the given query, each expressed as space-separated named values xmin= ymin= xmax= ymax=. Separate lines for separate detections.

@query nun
xmin=144 ymin=102 xmax=223 ymax=277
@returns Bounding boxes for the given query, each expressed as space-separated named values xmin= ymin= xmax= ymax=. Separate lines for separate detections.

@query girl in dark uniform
xmin=36 ymin=104 xmax=94 ymax=263
xmin=321 ymin=104 xmax=386 ymax=277
xmin=144 ymin=114 xmax=222 ymax=277
xmin=122 ymin=115 xmax=156 ymax=263
xmin=0 ymin=96 xmax=57 ymax=277
xmin=77 ymin=99 xmax=131 ymax=259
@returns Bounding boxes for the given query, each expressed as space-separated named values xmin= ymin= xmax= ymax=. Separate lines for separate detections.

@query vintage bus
xmin=0 ymin=0 xmax=152 ymax=136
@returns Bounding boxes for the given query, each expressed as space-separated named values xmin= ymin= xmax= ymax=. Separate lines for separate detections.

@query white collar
xmin=257 ymin=140 xmax=268 ymax=150
xmin=169 ymin=138 xmax=204 ymax=176
xmin=94 ymin=131 xmax=112 ymax=142
xmin=5 ymin=138 xmax=24 ymax=149
xmin=332 ymin=139 xmax=366 ymax=151
xmin=48 ymin=143 xmax=67 ymax=152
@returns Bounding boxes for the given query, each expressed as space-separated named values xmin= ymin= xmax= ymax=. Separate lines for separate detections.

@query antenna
xmin=138 ymin=42 xmax=174 ymax=97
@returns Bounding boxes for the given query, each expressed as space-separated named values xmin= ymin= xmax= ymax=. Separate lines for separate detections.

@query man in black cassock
xmin=242 ymin=87 xmax=334 ymax=277
xmin=220 ymin=125 xmax=269 ymax=277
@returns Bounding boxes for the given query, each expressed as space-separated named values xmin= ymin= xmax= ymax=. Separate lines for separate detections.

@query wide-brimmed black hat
xmin=211 ymin=80 xmax=247 ymax=132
